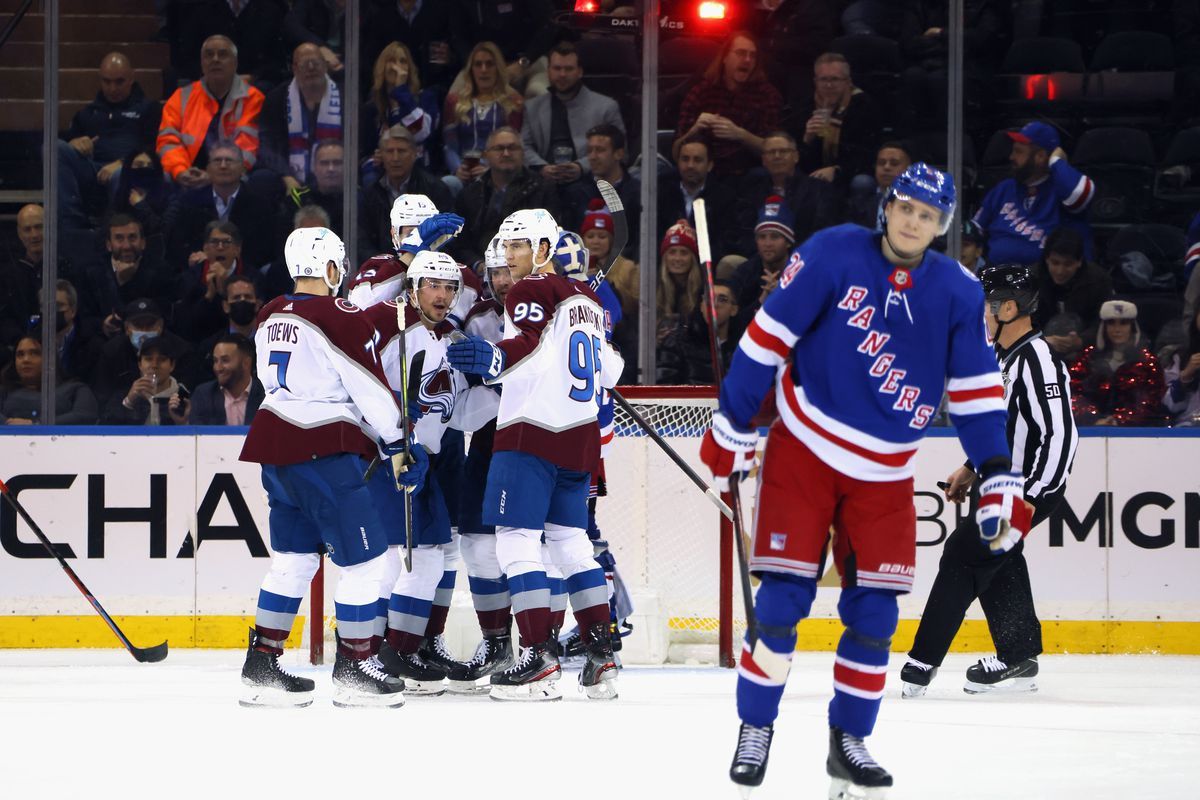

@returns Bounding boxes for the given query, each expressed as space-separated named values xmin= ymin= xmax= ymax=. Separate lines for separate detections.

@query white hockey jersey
xmin=348 ymin=253 xmax=483 ymax=329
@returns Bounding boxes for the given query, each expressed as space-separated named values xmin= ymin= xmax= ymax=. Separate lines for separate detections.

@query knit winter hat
xmin=1098 ymin=299 xmax=1141 ymax=348
xmin=754 ymin=195 xmax=796 ymax=242
xmin=580 ymin=198 xmax=614 ymax=238
xmin=660 ymin=218 xmax=699 ymax=258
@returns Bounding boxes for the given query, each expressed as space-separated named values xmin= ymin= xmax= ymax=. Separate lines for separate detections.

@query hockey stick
xmin=588 ymin=179 xmax=628 ymax=292
xmin=693 ymin=197 xmax=759 ymax=642
xmin=0 ymin=477 xmax=168 ymax=662
xmin=396 ymin=303 xmax=414 ymax=573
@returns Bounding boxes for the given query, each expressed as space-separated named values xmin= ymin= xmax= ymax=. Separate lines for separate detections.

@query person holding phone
xmin=103 ymin=335 xmax=189 ymax=426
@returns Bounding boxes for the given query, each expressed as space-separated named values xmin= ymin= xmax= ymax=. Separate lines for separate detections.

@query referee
xmin=901 ymin=263 xmax=1078 ymax=696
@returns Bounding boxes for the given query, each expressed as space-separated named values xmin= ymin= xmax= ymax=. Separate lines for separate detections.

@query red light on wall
xmin=698 ymin=1 xmax=727 ymax=20
xmin=1024 ymin=74 xmax=1058 ymax=101
xmin=574 ymin=0 xmax=599 ymax=12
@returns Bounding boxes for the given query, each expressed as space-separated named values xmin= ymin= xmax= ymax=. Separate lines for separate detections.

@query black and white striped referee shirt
xmin=995 ymin=331 xmax=1078 ymax=500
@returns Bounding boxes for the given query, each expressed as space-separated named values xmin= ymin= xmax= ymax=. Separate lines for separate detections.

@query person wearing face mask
xmin=197 ymin=276 xmax=263 ymax=369
xmin=92 ymin=298 xmax=202 ymax=412
xmin=104 ymin=335 xmax=189 ymax=426
xmin=176 ymin=333 xmax=265 ymax=426
xmin=110 ymin=149 xmax=174 ymax=241
xmin=41 ymin=279 xmax=104 ymax=386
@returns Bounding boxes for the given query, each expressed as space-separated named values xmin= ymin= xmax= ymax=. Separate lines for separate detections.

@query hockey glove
xmin=381 ymin=439 xmax=429 ymax=494
xmin=398 ymin=212 xmax=465 ymax=255
xmin=700 ymin=411 xmax=757 ymax=492
xmin=976 ymin=471 xmax=1030 ymax=552
xmin=447 ymin=335 xmax=506 ymax=380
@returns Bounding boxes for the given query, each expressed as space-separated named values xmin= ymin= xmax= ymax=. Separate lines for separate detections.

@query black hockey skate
xmin=378 ymin=641 xmax=448 ymax=696
xmin=419 ymin=634 xmax=466 ymax=681
xmin=331 ymin=650 xmax=405 ymax=708
xmin=964 ymin=655 xmax=1038 ymax=694
xmin=729 ymin=722 xmax=774 ymax=795
xmin=239 ymin=628 xmax=315 ymax=708
xmin=578 ymin=623 xmax=618 ymax=700
xmin=488 ymin=640 xmax=562 ymax=702
xmin=899 ymin=658 xmax=937 ymax=698
xmin=448 ymin=633 xmax=514 ymax=694
xmin=558 ymin=626 xmax=585 ymax=661
xmin=827 ymin=726 xmax=893 ymax=799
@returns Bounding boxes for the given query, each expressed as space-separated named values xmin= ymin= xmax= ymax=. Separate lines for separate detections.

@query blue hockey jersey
xmin=721 ymin=224 xmax=1010 ymax=482
xmin=1186 ymin=210 xmax=1199 ymax=282
xmin=973 ymin=157 xmax=1094 ymax=266
xmin=594 ymin=279 xmax=622 ymax=455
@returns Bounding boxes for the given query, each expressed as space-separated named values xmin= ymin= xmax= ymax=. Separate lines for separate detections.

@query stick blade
xmin=133 ymin=640 xmax=169 ymax=663
xmin=595 ymin=179 xmax=624 ymax=213
xmin=594 ymin=179 xmax=629 ymax=266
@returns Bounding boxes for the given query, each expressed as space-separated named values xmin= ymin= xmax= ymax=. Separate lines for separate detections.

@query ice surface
xmin=0 ymin=651 xmax=1196 ymax=799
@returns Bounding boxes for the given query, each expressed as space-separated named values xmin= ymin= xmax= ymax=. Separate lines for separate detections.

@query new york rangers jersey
xmin=348 ymin=253 xmax=483 ymax=328
xmin=724 ymin=224 xmax=1009 ymax=482
xmin=492 ymin=272 xmax=625 ymax=474
xmin=973 ymin=157 xmax=1094 ymax=265
xmin=1186 ymin=210 xmax=1199 ymax=281
xmin=241 ymin=294 xmax=403 ymax=465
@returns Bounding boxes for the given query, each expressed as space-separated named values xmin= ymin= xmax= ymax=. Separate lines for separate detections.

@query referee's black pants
xmin=908 ymin=489 xmax=1063 ymax=668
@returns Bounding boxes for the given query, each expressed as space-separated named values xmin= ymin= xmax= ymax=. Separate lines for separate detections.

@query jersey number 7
xmin=567 ymin=331 xmax=603 ymax=404
xmin=268 ymin=350 xmax=292 ymax=392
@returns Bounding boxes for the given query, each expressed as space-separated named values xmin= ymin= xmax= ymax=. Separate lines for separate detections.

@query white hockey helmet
xmin=284 ymin=226 xmax=346 ymax=291
xmin=407 ymin=250 xmax=463 ymax=307
xmin=497 ymin=208 xmax=560 ymax=267
xmin=390 ymin=194 xmax=439 ymax=252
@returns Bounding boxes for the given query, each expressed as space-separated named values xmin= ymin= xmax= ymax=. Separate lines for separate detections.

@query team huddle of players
xmin=238 ymin=193 xmax=626 ymax=707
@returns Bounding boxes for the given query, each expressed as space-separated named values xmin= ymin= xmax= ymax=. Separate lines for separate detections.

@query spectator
xmin=657 ymin=138 xmax=736 ymax=260
xmin=79 ymin=214 xmax=174 ymax=332
xmin=730 ymin=196 xmax=796 ymax=322
xmin=973 ymin=122 xmax=1095 ymax=267
xmin=360 ymin=125 xmax=454 ymax=256
xmin=796 ymin=52 xmax=885 ymax=185
xmin=165 ymin=140 xmax=279 ymax=271
xmin=578 ymin=199 xmax=639 ymax=321
xmin=676 ymin=31 xmax=783 ymax=178
xmin=735 ymin=131 xmax=838 ymax=252
xmin=93 ymin=299 xmax=200 ymax=409
xmin=1070 ymin=300 xmax=1168 ymax=427
xmin=1162 ymin=308 xmax=1200 ymax=426
xmin=259 ymin=43 xmax=343 ymax=193
xmin=656 ymin=220 xmax=704 ymax=350
xmin=157 ymin=35 xmax=266 ymax=188
xmin=1032 ymin=227 xmax=1113 ymax=360
xmin=58 ymin=52 xmax=161 ymax=234
xmin=362 ymin=0 xmax=458 ymax=96
xmin=521 ymin=42 xmax=625 ymax=187
xmin=442 ymin=42 xmax=525 ymax=188
xmin=46 ymin=280 xmax=104 ymax=386
xmin=110 ymin=148 xmax=173 ymax=243
xmin=959 ymin=219 xmax=987 ymax=274
xmin=172 ymin=333 xmax=264 ymax=426
xmin=175 ymin=221 xmax=260 ymax=341
xmin=450 ymin=0 xmax=560 ymax=97
xmin=362 ymin=42 xmax=441 ymax=181
xmin=844 ymin=141 xmax=913 ymax=228
xmin=1 ymin=205 xmax=75 ymax=348
xmin=197 ymin=276 xmax=263 ymax=368
xmin=280 ymin=140 xmax=345 ymax=234
xmin=283 ymin=0 xmax=346 ymax=74
xmin=103 ymin=335 xmax=191 ymax=426
xmin=0 ymin=332 xmax=98 ymax=425
xmin=657 ymin=280 xmax=745 ymax=385
xmin=454 ymin=126 xmax=560 ymax=266
xmin=565 ymin=124 xmax=641 ymax=258
xmin=1186 ymin=209 xmax=1199 ymax=283
xmin=753 ymin=0 xmax=840 ymax=113
xmin=168 ymin=0 xmax=288 ymax=86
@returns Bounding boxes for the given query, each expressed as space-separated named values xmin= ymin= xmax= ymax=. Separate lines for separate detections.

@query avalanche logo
xmin=419 ymin=363 xmax=457 ymax=423
xmin=779 ymin=251 xmax=804 ymax=289
xmin=335 ymin=298 xmax=360 ymax=313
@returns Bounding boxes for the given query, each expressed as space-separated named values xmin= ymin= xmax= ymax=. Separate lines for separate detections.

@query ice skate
xmin=900 ymin=658 xmax=937 ymax=698
xmin=827 ymin=726 xmax=892 ymax=799
xmin=378 ymin=641 xmax=448 ymax=696
xmin=489 ymin=641 xmax=561 ymax=702
xmin=331 ymin=651 xmax=405 ymax=708
xmin=558 ymin=626 xmax=585 ymax=663
xmin=419 ymin=634 xmax=467 ymax=680
xmin=729 ymin=722 xmax=774 ymax=796
xmin=964 ymin=656 xmax=1038 ymax=694
xmin=239 ymin=628 xmax=315 ymax=708
xmin=578 ymin=623 xmax=618 ymax=700
xmin=448 ymin=633 xmax=514 ymax=694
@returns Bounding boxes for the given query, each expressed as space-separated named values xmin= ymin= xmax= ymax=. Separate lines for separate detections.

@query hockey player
xmin=901 ymin=263 xmax=1077 ymax=697
xmin=447 ymin=209 xmax=623 ymax=701
xmin=701 ymin=163 xmax=1028 ymax=797
xmin=239 ymin=226 xmax=427 ymax=709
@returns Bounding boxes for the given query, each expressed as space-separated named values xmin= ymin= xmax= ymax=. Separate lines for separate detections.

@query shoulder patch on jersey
xmin=780 ymin=250 xmax=805 ymax=289
xmin=957 ymin=261 xmax=980 ymax=281
xmin=335 ymin=298 xmax=362 ymax=313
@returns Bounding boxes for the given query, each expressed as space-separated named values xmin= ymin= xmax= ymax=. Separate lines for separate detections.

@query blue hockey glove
xmin=976 ymin=471 xmax=1030 ymax=551
xmin=381 ymin=439 xmax=428 ymax=494
xmin=398 ymin=212 xmax=464 ymax=254
xmin=448 ymin=335 xmax=506 ymax=380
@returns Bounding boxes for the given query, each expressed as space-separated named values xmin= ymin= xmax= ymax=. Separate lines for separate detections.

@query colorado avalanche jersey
xmin=348 ymin=253 xmax=483 ymax=328
xmin=492 ymin=272 xmax=625 ymax=474
xmin=240 ymin=294 xmax=403 ymax=465
xmin=724 ymin=224 xmax=1009 ymax=482
xmin=973 ymin=157 xmax=1094 ymax=265
xmin=464 ymin=297 xmax=504 ymax=343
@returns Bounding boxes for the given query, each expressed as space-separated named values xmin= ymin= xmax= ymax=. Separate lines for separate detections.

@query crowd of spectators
xmin=2 ymin=0 xmax=1200 ymax=429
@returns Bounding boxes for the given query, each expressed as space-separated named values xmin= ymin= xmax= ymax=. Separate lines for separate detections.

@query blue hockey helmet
xmin=884 ymin=162 xmax=956 ymax=235
xmin=553 ymin=230 xmax=590 ymax=282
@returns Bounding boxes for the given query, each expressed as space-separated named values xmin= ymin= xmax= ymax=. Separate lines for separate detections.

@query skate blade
xmin=737 ymin=785 xmax=755 ymax=799
xmin=489 ymin=677 xmax=562 ymax=702
xmin=446 ymin=679 xmax=492 ymax=695
xmin=331 ymin=688 xmax=406 ymax=708
xmin=580 ymin=665 xmax=619 ymax=700
xmin=402 ymin=678 xmax=447 ymax=696
xmin=239 ymin=687 xmax=314 ymax=708
xmin=829 ymin=777 xmax=889 ymax=799
xmin=963 ymin=677 xmax=1038 ymax=695
xmin=900 ymin=681 xmax=928 ymax=698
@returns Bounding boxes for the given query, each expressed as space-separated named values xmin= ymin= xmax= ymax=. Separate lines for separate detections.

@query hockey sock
xmin=254 ymin=552 xmax=321 ymax=655
xmin=374 ymin=546 xmax=404 ymax=652
xmin=592 ymin=539 xmax=619 ymax=622
xmin=425 ymin=569 xmax=457 ymax=639
xmin=545 ymin=525 xmax=609 ymax=636
xmin=737 ymin=573 xmax=815 ymax=727
xmin=334 ymin=555 xmax=387 ymax=660
xmin=828 ymin=587 xmax=899 ymax=738
xmin=460 ymin=533 xmax=511 ymax=634
xmin=496 ymin=528 xmax=550 ymax=648
xmin=385 ymin=547 xmax=443 ymax=655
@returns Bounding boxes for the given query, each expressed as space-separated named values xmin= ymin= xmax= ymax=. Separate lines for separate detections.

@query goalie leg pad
xmin=545 ymin=523 xmax=609 ymax=635
xmin=334 ymin=553 xmax=387 ymax=658
xmin=737 ymin=573 xmax=816 ymax=727
xmin=385 ymin=545 xmax=444 ymax=654
xmin=254 ymin=552 xmax=322 ymax=653
xmin=496 ymin=526 xmax=551 ymax=647
xmin=829 ymin=587 xmax=898 ymax=739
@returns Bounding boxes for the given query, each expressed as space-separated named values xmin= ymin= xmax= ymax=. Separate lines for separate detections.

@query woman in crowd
xmin=111 ymin=148 xmax=173 ymax=244
xmin=362 ymin=42 xmax=440 ymax=182
xmin=0 ymin=333 xmax=98 ymax=425
xmin=1070 ymin=299 xmax=1168 ymax=426
xmin=1162 ymin=308 xmax=1200 ymax=426
xmin=655 ymin=220 xmax=704 ymax=381
xmin=442 ymin=41 xmax=524 ymax=190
